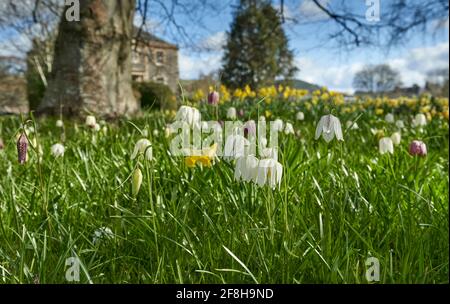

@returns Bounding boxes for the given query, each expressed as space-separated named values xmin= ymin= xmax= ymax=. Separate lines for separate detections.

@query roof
xmin=132 ymin=27 xmax=178 ymax=50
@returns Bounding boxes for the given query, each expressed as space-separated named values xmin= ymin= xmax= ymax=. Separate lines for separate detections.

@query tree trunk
xmin=38 ymin=0 xmax=139 ymax=117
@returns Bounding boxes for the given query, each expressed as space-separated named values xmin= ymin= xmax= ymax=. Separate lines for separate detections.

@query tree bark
xmin=38 ymin=0 xmax=139 ymax=117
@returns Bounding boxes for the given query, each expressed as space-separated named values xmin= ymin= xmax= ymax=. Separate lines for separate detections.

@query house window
xmin=155 ymin=76 xmax=166 ymax=84
xmin=156 ymin=51 xmax=164 ymax=64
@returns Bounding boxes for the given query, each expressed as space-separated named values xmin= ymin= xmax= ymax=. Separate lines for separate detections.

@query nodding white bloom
xmin=85 ymin=115 xmax=97 ymax=128
xmin=385 ymin=113 xmax=395 ymax=123
xmin=412 ymin=113 xmax=427 ymax=127
xmin=259 ymin=115 xmax=266 ymax=122
xmin=235 ymin=155 xmax=259 ymax=182
xmin=260 ymin=147 xmax=278 ymax=161
xmin=175 ymin=105 xmax=201 ymax=128
xmin=390 ymin=132 xmax=401 ymax=145
xmin=244 ymin=120 xmax=257 ymax=136
xmin=255 ymin=158 xmax=283 ymax=189
xmin=51 ymin=143 xmax=65 ymax=157
xmin=259 ymin=137 xmax=268 ymax=149
xmin=56 ymin=120 xmax=64 ymax=128
xmin=284 ymin=122 xmax=295 ymax=135
xmin=227 ymin=107 xmax=237 ymax=120
xmin=224 ymin=134 xmax=248 ymax=159
xmin=153 ymin=129 xmax=159 ymax=136
xmin=315 ymin=114 xmax=344 ymax=142
xmin=395 ymin=120 xmax=405 ymax=129
xmin=142 ymin=129 xmax=149 ymax=137
xmin=102 ymin=125 xmax=108 ymax=135
xmin=272 ymin=119 xmax=284 ymax=132
xmin=93 ymin=123 xmax=101 ymax=132
xmin=132 ymin=167 xmax=143 ymax=196
xmin=296 ymin=111 xmax=305 ymax=121
xmin=379 ymin=137 xmax=394 ymax=155
xmin=131 ymin=138 xmax=153 ymax=160
xmin=92 ymin=227 xmax=114 ymax=245
xmin=346 ymin=120 xmax=359 ymax=130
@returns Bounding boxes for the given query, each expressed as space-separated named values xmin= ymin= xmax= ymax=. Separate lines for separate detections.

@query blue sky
xmin=153 ymin=0 xmax=449 ymax=92
xmin=1 ymin=0 xmax=448 ymax=93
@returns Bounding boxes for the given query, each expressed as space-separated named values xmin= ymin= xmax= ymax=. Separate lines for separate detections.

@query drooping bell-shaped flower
xmin=379 ymin=137 xmax=394 ymax=155
xmin=85 ymin=115 xmax=97 ymax=128
xmin=315 ymin=114 xmax=344 ymax=142
xmin=284 ymin=122 xmax=295 ymax=135
xmin=234 ymin=155 xmax=259 ymax=182
xmin=175 ymin=105 xmax=201 ymax=128
xmin=395 ymin=120 xmax=405 ymax=129
xmin=131 ymin=139 xmax=153 ymax=161
xmin=17 ymin=132 xmax=28 ymax=164
xmin=51 ymin=143 xmax=65 ymax=158
xmin=244 ymin=120 xmax=257 ymax=137
xmin=255 ymin=158 xmax=283 ymax=189
xmin=227 ymin=107 xmax=237 ymax=120
xmin=272 ymin=119 xmax=284 ymax=132
xmin=208 ymin=90 xmax=220 ymax=105
xmin=296 ymin=111 xmax=305 ymax=121
xmin=390 ymin=132 xmax=401 ymax=145
xmin=56 ymin=120 xmax=64 ymax=128
xmin=224 ymin=134 xmax=248 ymax=160
xmin=409 ymin=140 xmax=427 ymax=156
xmin=385 ymin=113 xmax=395 ymax=123
xmin=412 ymin=113 xmax=427 ymax=127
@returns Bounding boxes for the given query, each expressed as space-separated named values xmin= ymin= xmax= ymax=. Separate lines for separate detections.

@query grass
xmin=0 ymin=99 xmax=448 ymax=284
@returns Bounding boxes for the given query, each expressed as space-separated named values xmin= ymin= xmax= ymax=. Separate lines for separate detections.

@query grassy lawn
xmin=0 ymin=94 xmax=448 ymax=283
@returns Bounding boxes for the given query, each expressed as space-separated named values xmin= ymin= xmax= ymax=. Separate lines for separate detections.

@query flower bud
xmin=17 ymin=133 xmax=28 ymax=164
xmin=132 ymin=167 xmax=143 ymax=196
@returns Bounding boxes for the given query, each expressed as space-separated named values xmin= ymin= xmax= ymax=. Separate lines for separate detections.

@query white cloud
xmin=298 ymin=0 xmax=330 ymax=21
xmin=199 ymin=31 xmax=227 ymax=51
xmin=295 ymin=42 xmax=449 ymax=93
xmin=179 ymin=51 xmax=222 ymax=79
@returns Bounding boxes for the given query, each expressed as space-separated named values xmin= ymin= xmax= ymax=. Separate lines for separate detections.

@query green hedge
xmin=133 ymin=81 xmax=177 ymax=110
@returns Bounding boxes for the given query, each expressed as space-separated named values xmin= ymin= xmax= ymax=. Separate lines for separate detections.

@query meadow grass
xmin=0 ymin=100 xmax=448 ymax=284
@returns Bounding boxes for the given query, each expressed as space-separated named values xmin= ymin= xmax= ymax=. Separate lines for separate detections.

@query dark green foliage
xmin=26 ymin=66 xmax=46 ymax=111
xmin=221 ymin=0 xmax=298 ymax=89
xmin=133 ymin=81 xmax=177 ymax=110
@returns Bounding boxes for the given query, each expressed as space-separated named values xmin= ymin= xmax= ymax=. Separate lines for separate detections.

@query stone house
xmin=131 ymin=28 xmax=179 ymax=93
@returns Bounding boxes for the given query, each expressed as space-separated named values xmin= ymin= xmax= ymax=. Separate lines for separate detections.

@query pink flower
xmin=207 ymin=91 xmax=219 ymax=105
xmin=409 ymin=140 xmax=427 ymax=156
xmin=17 ymin=133 xmax=28 ymax=164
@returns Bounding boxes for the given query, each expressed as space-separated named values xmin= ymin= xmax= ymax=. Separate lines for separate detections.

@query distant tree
xmin=221 ymin=0 xmax=297 ymax=89
xmin=425 ymin=68 xmax=449 ymax=97
xmin=353 ymin=64 xmax=402 ymax=93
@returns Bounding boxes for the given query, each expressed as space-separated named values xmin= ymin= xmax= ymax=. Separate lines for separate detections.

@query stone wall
xmin=0 ymin=76 xmax=29 ymax=115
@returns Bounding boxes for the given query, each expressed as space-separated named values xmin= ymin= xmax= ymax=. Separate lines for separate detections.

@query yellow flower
xmin=184 ymin=143 xmax=218 ymax=168
xmin=375 ymin=108 xmax=384 ymax=115
xmin=265 ymin=110 xmax=272 ymax=118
